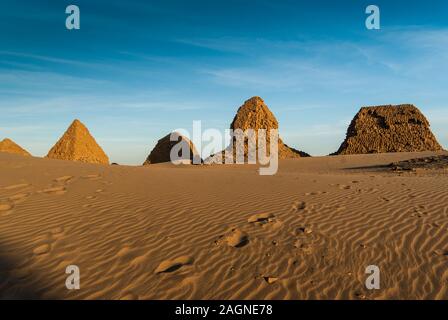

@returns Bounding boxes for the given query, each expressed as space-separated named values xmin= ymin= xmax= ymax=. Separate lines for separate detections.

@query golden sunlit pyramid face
xmin=46 ymin=119 xmax=109 ymax=165
xmin=0 ymin=138 xmax=31 ymax=156
xmin=1 ymin=0 xmax=448 ymax=311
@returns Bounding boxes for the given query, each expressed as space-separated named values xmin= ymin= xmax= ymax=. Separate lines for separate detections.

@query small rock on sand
xmin=263 ymin=276 xmax=279 ymax=284
xmin=225 ymin=229 xmax=249 ymax=248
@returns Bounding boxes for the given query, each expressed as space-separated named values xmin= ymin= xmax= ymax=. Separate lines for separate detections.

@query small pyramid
xmin=143 ymin=132 xmax=201 ymax=165
xmin=0 ymin=138 xmax=31 ymax=156
xmin=334 ymin=104 xmax=443 ymax=155
xmin=207 ymin=96 xmax=309 ymax=163
xmin=46 ymin=119 xmax=109 ymax=164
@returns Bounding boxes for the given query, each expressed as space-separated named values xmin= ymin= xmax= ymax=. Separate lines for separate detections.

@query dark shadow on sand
xmin=0 ymin=242 xmax=58 ymax=300
xmin=342 ymin=164 xmax=392 ymax=171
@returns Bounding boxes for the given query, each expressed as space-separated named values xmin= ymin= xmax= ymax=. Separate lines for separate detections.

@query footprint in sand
xmin=267 ymin=220 xmax=283 ymax=230
xmin=82 ymin=174 xmax=102 ymax=180
xmin=0 ymin=203 xmax=14 ymax=216
xmin=8 ymin=193 xmax=30 ymax=203
xmin=294 ymin=226 xmax=313 ymax=235
xmin=33 ymin=243 xmax=51 ymax=255
xmin=8 ymin=193 xmax=31 ymax=204
xmin=248 ymin=213 xmax=275 ymax=223
xmin=247 ymin=213 xmax=281 ymax=229
xmin=304 ymin=191 xmax=327 ymax=196
xmin=294 ymin=242 xmax=314 ymax=255
xmin=32 ymin=229 xmax=63 ymax=255
xmin=337 ymin=184 xmax=351 ymax=190
xmin=0 ymin=203 xmax=14 ymax=212
xmin=54 ymin=176 xmax=73 ymax=183
xmin=3 ymin=183 xmax=30 ymax=190
xmin=291 ymin=201 xmax=306 ymax=211
xmin=154 ymin=255 xmax=194 ymax=274
xmin=51 ymin=226 xmax=64 ymax=237
xmin=39 ymin=186 xmax=66 ymax=195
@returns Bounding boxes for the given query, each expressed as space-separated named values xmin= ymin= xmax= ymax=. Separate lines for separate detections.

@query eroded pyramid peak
xmin=334 ymin=104 xmax=443 ymax=155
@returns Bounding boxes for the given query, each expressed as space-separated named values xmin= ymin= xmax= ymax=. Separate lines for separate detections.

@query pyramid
xmin=46 ymin=119 xmax=109 ymax=164
xmin=206 ymin=96 xmax=309 ymax=163
xmin=0 ymin=138 xmax=31 ymax=156
xmin=334 ymin=104 xmax=443 ymax=155
xmin=143 ymin=132 xmax=201 ymax=165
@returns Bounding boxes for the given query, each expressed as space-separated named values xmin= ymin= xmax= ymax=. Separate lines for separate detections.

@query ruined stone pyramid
xmin=207 ymin=96 xmax=309 ymax=163
xmin=0 ymin=138 xmax=31 ymax=156
xmin=143 ymin=132 xmax=201 ymax=165
xmin=46 ymin=119 xmax=109 ymax=164
xmin=334 ymin=104 xmax=443 ymax=155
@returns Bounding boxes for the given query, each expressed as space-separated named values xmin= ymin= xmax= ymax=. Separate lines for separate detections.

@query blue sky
xmin=0 ymin=0 xmax=447 ymax=164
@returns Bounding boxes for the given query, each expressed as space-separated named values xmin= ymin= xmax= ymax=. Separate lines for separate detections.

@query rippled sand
xmin=0 ymin=151 xmax=447 ymax=299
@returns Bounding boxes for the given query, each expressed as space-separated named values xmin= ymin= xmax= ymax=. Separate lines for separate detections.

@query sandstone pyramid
xmin=206 ymin=96 xmax=309 ymax=163
xmin=143 ymin=132 xmax=201 ymax=165
xmin=46 ymin=119 xmax=109 ymax=164
xmin=0 ymin=138 xmax=31 ymax=156
xmin=334 ymin=104 xmax=443 ymax=155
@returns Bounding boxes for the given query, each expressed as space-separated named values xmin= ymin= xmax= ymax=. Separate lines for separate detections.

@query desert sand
xmin=1 ymin=150 xmax=447 ymax=300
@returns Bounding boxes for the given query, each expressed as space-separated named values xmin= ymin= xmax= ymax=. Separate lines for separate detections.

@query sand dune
xmin=0 ymin=151 xmax=447 ymax=299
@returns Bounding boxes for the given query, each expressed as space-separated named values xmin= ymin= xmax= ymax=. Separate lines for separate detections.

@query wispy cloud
xmin=2 ymin=18 xmax=448 ymax=162
xmin=188 ymin=27 xmax=448 ymax=96
xmin=0 ymin=51 xmax=103 ymax=68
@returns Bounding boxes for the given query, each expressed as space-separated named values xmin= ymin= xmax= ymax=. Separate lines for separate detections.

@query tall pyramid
xmin=206 ymin=96 xmax=309 ymax=163
xmin=0 ymin=138 xmax=31 ymax=156
xmin=46 ymin=119 xmax=109 ymax=164
xmin=143 ymin=132 xmax=201 ymax=165
xmin=334 ymin=104 xmax=443 ymax=155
